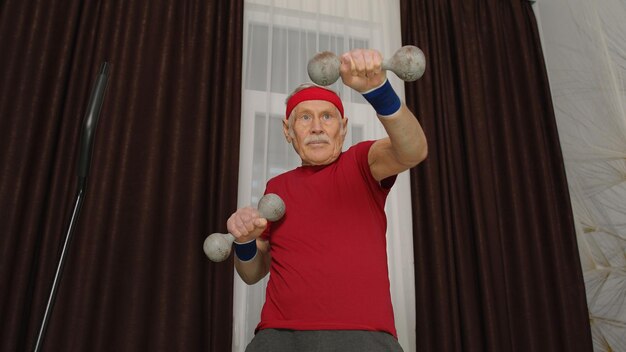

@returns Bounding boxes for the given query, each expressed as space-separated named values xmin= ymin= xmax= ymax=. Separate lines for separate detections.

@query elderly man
xmin=228 ymin=49 xmax=427 ymax=352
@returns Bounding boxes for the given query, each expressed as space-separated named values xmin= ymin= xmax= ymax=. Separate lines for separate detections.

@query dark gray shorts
xmin=245 ymin=329 xmax=404 ymax=352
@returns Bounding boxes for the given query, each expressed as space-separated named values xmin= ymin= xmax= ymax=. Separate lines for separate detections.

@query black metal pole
xmin=32 ymin=188 xmax=85 ymax=352
xmin=33 ymin=62 xmax=110 ymax=352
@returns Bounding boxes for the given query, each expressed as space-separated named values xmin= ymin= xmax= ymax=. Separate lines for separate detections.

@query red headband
xmin=285 ymin=87 xmax=344 ymax=119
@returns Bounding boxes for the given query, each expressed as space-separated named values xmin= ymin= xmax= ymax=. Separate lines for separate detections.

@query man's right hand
xmin=227 ymin=207 xmax=268 ymax=243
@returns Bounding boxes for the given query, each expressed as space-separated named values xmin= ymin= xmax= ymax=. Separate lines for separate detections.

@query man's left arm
xmin=368 ymin=103 xmax=427 ymax=181
xmin=339 ymin=48 xmax=427 ymax=182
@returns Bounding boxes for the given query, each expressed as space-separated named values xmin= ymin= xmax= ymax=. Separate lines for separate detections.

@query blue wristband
xmin=362 ymin=79 xmax=401 ymax=116
xmin=234 ymin=239 xmax=257 ymax=261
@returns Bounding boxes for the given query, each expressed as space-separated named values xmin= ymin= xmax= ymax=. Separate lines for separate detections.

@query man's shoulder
xmin=340 ymin=140 xmax=376 ymax=164
xmin=346 ymin=140 xmax=376 ymax=155
xmin=267 ymin=168 xmax=299 ymax=185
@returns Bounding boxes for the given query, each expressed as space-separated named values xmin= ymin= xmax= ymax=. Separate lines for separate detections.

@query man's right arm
xmin=235 ymin=239 xmax=271 ymax=285
xmin=227 ymin=207 xmax=271 ymax=285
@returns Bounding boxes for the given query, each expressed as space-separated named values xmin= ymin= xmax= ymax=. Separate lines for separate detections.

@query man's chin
xmin=301 ymin=152 xmax=340 ymax=166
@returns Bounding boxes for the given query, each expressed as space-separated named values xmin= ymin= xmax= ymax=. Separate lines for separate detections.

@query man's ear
xmin=341 ymin=116 xmax=349 ymax=137
xmin=283 ymin=118 xmax=292 ymax=143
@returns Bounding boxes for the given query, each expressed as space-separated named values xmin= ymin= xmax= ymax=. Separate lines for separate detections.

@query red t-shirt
xmin=257 ymin=140 xmax=398 ymax=338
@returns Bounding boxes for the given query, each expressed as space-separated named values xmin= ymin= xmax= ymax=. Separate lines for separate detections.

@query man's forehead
xmin=294 ymin=100 xmax=339 ymax=113
xmin=285 ymin=86 xmax=344 ymax=118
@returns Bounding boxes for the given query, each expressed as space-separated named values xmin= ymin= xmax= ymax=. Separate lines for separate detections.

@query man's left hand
xmin=340 ymin=49 xmax=387 ymax=93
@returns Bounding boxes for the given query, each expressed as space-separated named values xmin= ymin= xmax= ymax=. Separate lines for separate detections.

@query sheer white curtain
xmin=234 ymin=0 xmax=416 ymax=351
xmin=533 ymin=1 xmax=626 ymax=351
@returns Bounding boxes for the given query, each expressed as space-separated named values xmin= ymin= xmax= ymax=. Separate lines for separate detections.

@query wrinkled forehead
xmin=292 ymin=100 xmax=340 ymax=115
xmin=285 ymin=86 xmax=344 ymax=119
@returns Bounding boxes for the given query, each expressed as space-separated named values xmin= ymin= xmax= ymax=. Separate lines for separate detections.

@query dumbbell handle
xmin=307 ymin=45 xmax=426 ymax=86
xmin=203 ymin=193 xmax=285 ymax=262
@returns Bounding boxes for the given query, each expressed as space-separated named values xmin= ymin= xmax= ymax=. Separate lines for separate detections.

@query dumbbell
xmin=307 ymin=45 xmax=426 ymax=86
xmin=203 ymin=193 xmax=285 ymax=262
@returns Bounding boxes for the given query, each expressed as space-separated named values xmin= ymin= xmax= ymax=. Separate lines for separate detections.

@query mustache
xmin=304 ymin=135 xmax=330 ymax=144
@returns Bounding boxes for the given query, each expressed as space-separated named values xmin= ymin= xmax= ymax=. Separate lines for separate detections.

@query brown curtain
xmin=401 ymin=1 xmax=592 ymax=351
xmin=0 ymin=0 xmax=242 ymax=351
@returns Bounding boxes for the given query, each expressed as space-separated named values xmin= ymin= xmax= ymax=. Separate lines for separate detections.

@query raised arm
xmin=340 ymin=49 xmax=427 ymax=181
